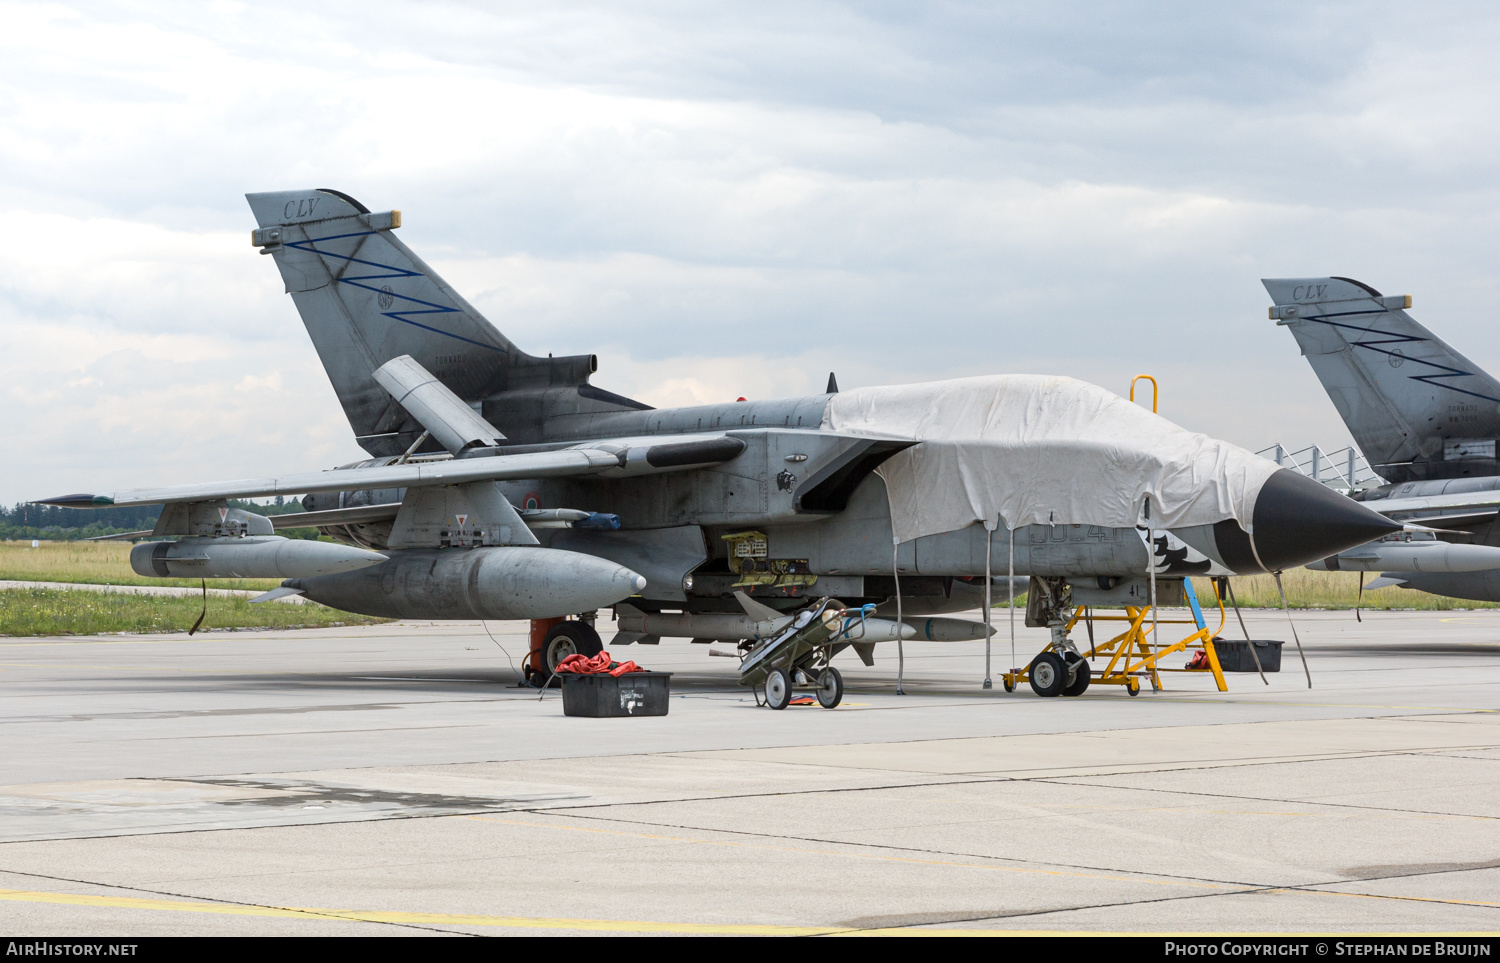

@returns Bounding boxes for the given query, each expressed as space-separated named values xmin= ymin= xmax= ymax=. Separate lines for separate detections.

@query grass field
xmin=0 ymin=540 xmax=281 ymax=591
xmin=990 ymin=569 xmax=1488 ymax=611
xmin=0 ymin=588 xmax=387 ymax=637
xmin=991 ymin=567 xmax=1492 ymax=611
xmin=1192 ymin=568 xmax=1500 ymax=610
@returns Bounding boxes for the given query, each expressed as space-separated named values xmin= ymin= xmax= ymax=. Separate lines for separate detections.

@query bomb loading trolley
xmin=738 ymin=597 xmax=893 ymax=710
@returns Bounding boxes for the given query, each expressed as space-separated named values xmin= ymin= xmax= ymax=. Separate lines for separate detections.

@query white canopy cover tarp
xmin=821 ymin=375 xmax=1280 ymax=542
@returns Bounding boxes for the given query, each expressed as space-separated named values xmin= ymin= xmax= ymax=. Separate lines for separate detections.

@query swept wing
xmin=40 ymin=435 xmax=747 ymax=509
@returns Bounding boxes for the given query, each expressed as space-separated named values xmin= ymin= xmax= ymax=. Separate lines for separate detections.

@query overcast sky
xmin=3 ymin=1 xmax=1499 ymax=504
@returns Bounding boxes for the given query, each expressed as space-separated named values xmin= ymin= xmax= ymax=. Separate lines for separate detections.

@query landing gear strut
xmin=1027 ymin=619 xmax=1093 ymax=698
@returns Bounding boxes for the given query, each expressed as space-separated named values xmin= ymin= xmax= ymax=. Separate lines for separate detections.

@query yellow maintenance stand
xmin=1002 ymin=576 xmax=1229 ymax=697
xmin=1000 ymin=374 xmax=1232 ymax=698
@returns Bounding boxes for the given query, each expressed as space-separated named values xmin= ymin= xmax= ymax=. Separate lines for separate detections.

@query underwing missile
xmin=900 ymin=617 xmax=996 ymax=641
xmin=616 ymin=606 xmax=787 ymax=641
xmin=130 ymin=536 xmax=386 ymax=580
xmin=614 ymin=604 xmax=920 ymax=643
xmin=1306 ymin=539 xmax=1500 ymax=574
xmin=835 ymin=617 xmax=918 ymax=642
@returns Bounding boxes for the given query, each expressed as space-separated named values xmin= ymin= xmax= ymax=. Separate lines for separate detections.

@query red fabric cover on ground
xmin=555 ymin=652 xmax=644 ymax=677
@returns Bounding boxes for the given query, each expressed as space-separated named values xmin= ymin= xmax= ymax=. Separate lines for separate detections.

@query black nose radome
xmin=1212 ymin=469 xmax=1401 ymax=574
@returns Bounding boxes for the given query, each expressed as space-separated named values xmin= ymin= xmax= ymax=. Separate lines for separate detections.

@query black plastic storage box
xmin=1211 ymin=640 xmax=1282 ymax=672
xmin=561 ymin=672 xmax=672 ymax=717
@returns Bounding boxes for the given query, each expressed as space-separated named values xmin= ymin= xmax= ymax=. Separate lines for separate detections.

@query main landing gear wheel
xmin=542 ymin=621 xmax=603 ymax=675
xmin=1028 ymin=652 xmax=1067 ymax=697
xmin=765 ymin=668 xmax=792 ymax=710
xmin=1063 ymin=654 xmax=1091 ymax=697
xmin=816 ymin=667 xmax=844 ymax=709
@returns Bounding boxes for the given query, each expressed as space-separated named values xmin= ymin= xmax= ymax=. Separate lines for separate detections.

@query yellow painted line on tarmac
xmin=14 ymin=885 xmax=1496 ymax=935
xmin=463 ymin=815 xmax=1230 ymax=892
xmin=0 ymin=888 xmax=845 ymax=933
xmin=0 ymin=887 xmax=1047 ymax=934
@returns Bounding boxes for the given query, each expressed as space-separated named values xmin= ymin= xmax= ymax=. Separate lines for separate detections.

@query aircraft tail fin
xmin=246 ymin=189 xmax=598 ymax=456
xmin=1265 ymin=277 xmax=1500 ymax=482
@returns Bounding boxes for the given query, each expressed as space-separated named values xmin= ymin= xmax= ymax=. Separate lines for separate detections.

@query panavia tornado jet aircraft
xmin=38 ymin=191 xmax=1399 ymax=693
xmin=1267 ymin=277 xmax=1500 ymax=602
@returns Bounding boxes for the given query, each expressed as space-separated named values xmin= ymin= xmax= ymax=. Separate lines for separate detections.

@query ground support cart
xmin=1003 ymin=576 xmax=1229 ymax=697
xmin=738 ymin=597 xmax=873 ymax=710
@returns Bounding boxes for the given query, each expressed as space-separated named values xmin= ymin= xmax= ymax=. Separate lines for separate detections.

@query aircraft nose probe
xmin=1214 ymin=469 xmax=1402 ymax=573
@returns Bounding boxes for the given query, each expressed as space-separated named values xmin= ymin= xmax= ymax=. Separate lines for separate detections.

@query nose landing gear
xmin=1001 ymin=576 xmax=1230 ymax=697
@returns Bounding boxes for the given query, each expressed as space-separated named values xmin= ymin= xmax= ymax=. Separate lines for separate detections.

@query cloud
xmin=3 ymin=1 xmax=1500 ymax=503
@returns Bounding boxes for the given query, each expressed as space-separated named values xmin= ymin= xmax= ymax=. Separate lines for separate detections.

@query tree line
xmin=1 ymin=498 xmax=316 ymax=541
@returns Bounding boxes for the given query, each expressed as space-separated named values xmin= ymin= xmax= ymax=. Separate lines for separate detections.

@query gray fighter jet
xmin=38 ymin=191 xmax=1398 ymax=695
xmin=1267 ymin=276 xmax=1500 ymax=602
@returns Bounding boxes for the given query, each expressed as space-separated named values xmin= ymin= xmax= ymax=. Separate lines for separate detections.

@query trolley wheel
xmin=1126 ymin=678 xmax=1141 ymax=697
xmin=1028 ymin=652 xmax=1067 ymax=697
xmin=765 ymin=668 xmax=792 ymax=710
xmin=542 ymin=620 xmax=603 ymax=675
xmin=1003 ymin=676 xmax=1015 ymax=693
xmin=816 ymin=666 xmax=844 ymax=709
xmin=1063 ymin=654 xmax=1091 ymax=697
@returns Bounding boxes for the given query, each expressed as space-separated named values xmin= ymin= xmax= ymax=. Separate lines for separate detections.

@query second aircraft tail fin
xmin=1265 ymin=276 xmax=1500 ymax=482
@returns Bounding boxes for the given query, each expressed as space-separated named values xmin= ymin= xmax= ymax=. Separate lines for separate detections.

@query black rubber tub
xmin=560 ymin=672 xmax=672 ymax=717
